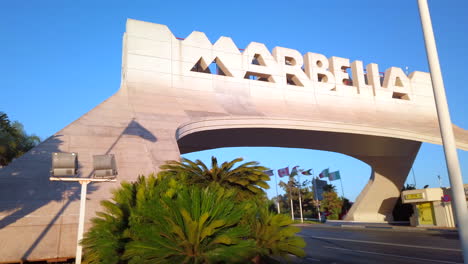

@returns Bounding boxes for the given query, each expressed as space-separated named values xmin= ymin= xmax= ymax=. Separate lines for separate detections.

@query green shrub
xmin=82 ymin=157 xmax=306 ymax=263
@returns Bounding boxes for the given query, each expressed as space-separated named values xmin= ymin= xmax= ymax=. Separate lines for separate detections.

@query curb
xmin=358 ymin=225 xmax=458 ymax=233
xmin=295 ymin=223 xmax=458 ymax=234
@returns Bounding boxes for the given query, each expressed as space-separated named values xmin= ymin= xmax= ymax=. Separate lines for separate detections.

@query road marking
xmin=307 ymin=235 xmax=461 ymax=252
xmin=323 ymin=246 xmax=462 ymax=264
xmin=341 ymin=224 xmax=365 ymax=228
xmin=305 ymin=257 xmax=320 ymax=262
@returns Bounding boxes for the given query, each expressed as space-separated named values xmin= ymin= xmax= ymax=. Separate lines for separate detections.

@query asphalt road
xmin=293 ymin=225 xmax=463 ymax=264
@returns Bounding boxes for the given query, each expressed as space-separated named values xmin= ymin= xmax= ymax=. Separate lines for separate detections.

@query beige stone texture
xmin=304 ymin=52 xmax=337 ymax=92
xmin=0 ymin=18 xmax=468 ymax=262
xmin=350 ymin=60 xmax=374 ymax=98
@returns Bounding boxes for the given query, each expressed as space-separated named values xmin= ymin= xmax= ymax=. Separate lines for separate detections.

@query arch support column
xmin=345 ymin=141 xmax=421 ymax=222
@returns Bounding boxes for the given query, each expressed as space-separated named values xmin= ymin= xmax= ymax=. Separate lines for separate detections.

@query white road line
xmin=305 ymin=257 xmax=320 ymax=262
xmin=323 ymin=246 xmax=462 ymax=264
xmin=307 ymin=235 xmax=461 ymax=252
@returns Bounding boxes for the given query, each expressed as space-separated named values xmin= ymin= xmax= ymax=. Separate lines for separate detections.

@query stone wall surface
xmin=0 ymin=19 xmax=467 ymax=262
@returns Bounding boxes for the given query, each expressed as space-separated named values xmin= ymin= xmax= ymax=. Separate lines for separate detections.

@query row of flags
xmin=318 ymin=168 xmax=341 ymax=181
xmin=265 ymin=167 xmax=341 ymax=181
xmin=265 ymin=166 xmax=344 ymax=221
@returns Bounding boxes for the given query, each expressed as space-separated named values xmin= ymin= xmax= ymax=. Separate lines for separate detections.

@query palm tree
xmin=81 ymin=174 xmax=160 ymax=264
xmin=82 ymin=158 xmax=306 ymax=263
xmin=124 ymin=184 xmax=256 ymax=264
xmin=82 ymin=174 xmax=257 ymax=264
xmin=159 ymin=157 xmax=270 ymax=199
xmin=247 ymin=204 xmax=306 ymax=263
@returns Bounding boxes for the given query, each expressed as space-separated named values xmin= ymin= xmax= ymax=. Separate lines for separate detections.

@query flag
xmin=301 ymin=169 xmax=312 ymax=176
xmin=277 ymin=167 xmax=289 ymax=177
xmin=264 ymin=170 xmax=274 ymax=176
xmin=289 ymin=166 xmax=300 ymax=177
xmin=328 ymin=170 xmax=341 ymax=181
xmin=319 ymin=168 xmax=329 ymax=178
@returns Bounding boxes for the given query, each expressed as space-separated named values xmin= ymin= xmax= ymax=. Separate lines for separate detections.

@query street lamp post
xmin=49 ymin=177 xmax=116 ymax=264
xmin=50 ymin=153 xmax=117 ymax=264
xmin=417 ymin=1 xmax=468 ymax=262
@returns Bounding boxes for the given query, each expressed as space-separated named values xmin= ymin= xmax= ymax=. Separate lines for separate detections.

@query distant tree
xmin=278 ymin=178 xmax=318 ymax=218
xmin=340 ymin=198 xmax=353 ymax=219
xmin=392 ymin=184 xmax=416 ymax=221
xmin=267 ymin=197 xmax=278 ymax=213
xmin=321 ymin=191 xmax=343 ymax=220
xmin=295 ymin=179 xmax=318 ymax=218
xmin=322 ymin=184 xmax=337 ymax=193
xmin=0 ymin=113 xmax=12 ymax=133
xmin=272 ymin=194 xmax=291 ymax=214
xmin=0 ymin=112 xmax=40 ymax=166
xmin=278 ymin=179 xmax=298 ymax=202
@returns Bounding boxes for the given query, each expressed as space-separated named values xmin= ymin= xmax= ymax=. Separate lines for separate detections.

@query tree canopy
xmin=158 ymin=157 xmax=270 ymax=199
xmin=0 ymin=112 xmax=40 ymax=166
xmin=276 ymin=178 xmax=351 ymax=220
xmin=320 ymin=191 xmax=343 ymax=220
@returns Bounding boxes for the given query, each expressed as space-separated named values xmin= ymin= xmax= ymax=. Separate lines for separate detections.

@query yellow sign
xmin=417 ymin=202 xmax=435 ymax=225
xmin=405 ymin=193 xmax=423 ymax=200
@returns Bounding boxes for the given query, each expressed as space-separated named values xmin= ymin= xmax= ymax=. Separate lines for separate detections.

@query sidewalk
xmin=295 ymin=220 xmax=458 ymax=233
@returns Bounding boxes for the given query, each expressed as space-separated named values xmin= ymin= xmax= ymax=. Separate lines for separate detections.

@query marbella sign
xmin=188 ymin=40 xmax=423 ymax=102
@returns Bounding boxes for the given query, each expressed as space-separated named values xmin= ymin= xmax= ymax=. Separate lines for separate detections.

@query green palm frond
xmin=247 ymin=203 xmax=306 ymax=261
xmin=124 ymin=184 xmax=256 ymax=263
xmin=82 ymin=174 xmax=163 ymax=264
xmin=83 ymin=157 xmax=306 ymax=263
xmin=158 ymin=156 xmax=272 ymax=199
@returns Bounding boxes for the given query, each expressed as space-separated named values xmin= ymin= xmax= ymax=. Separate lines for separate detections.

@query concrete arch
xmin=1 ymin=19 xmax=468 ymax=262
xmin=176 ymin=118 xmax=421 ymax=222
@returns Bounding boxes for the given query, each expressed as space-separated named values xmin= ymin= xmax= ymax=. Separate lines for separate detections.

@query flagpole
xmin=339 ymin=177 xmax=345 ymax=198
xmin=289 ymin=179 xmax=294 ymax=220
xmin=274 ymin=171 xmax=281 ymax=214
xmin=412 ymin=167 xmax=417 ymax=188
xmin=298 ymin=172 xmax=304 ymax=223
xmin=313 ymin=174 xmax=322 ymax=222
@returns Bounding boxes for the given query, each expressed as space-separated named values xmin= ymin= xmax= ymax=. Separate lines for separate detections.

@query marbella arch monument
xmin=1 ymin=19 xmax=468 ymax=262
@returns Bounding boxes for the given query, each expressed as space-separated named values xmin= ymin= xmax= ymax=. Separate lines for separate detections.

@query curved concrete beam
xmin=176 ymin=117 xmax=468 ymax=151
xmin=176 ymin=120 xmax=422 ymax=222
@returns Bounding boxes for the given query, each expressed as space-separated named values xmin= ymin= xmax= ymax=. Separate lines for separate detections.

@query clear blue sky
xmin=1 ymin=1 xmax=468 ymax=201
